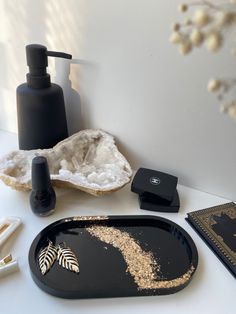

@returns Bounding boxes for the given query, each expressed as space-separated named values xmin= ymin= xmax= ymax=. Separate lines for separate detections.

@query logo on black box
xmin=150 ymin=177 xmax=161 ymax=185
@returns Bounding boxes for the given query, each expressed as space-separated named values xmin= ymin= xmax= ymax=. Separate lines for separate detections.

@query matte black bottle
xmin=30 ymin=156 xmax=56 ymax=216
xmin=17 ymin=44 xmax=72 ymax=150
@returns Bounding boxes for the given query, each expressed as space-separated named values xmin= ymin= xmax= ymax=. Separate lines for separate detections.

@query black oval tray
xmin=28 ymin=215 xmax=198 ymax=299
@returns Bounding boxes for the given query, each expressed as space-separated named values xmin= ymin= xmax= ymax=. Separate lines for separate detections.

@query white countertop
xmin=0 ymin=130 xmax=235 ymax=314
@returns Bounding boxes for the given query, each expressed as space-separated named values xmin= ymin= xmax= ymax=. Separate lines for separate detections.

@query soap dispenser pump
xmin=17 ymin=44 xmax=72 ymax=150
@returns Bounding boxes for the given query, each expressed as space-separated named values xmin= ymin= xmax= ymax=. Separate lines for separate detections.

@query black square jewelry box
xmin=131 ymin=168 xmax=180 ymax=212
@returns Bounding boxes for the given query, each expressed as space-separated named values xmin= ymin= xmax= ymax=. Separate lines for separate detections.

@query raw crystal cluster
xmin=0 ymin=129 xmax=132 ymax=196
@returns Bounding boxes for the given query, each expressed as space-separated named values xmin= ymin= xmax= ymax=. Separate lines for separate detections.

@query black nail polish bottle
xmin=30 ymin=156 xmax=56 ymax=216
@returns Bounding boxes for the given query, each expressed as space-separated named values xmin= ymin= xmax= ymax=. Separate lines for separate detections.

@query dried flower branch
xmin=170 ymin=1 xmax=236 ymax=119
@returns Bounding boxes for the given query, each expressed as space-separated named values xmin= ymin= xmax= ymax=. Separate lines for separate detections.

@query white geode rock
xmin=0 ymin=129 xmax=132 ymax=196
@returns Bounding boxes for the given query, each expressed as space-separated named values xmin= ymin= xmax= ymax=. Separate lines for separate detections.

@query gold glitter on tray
xmin=86 ymin=225 xmax=195 ymax=290
xmin=64 ymin=216 xmax=108 ymax=223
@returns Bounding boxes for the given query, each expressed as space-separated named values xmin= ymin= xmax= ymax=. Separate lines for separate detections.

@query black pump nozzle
xmin=47 ymin=50 xmax=72 ymax=59
xmin=26 ymin=44 xmax=72 ymax=88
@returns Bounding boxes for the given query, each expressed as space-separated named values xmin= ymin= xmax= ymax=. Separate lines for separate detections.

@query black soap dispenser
xmin=17 ymin=44 xmax=72 ymax=150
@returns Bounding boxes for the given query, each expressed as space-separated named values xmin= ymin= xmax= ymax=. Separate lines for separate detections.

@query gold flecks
xmin=64 ymin=216 xmax=108 ymax=223
xmin=86 ymin=225 xmax=195 ymax=290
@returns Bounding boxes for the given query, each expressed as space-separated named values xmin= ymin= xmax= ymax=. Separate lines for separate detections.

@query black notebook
xmin=186 ymin=202 xmax=236 ymax=278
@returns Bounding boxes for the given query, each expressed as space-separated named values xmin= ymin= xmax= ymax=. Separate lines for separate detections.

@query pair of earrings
xmin=38 ymin=241 xmax=79 ymax=275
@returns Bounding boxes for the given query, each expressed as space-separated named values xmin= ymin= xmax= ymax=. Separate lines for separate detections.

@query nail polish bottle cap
xmin=31 ymin=156 xmax=51 ymax=191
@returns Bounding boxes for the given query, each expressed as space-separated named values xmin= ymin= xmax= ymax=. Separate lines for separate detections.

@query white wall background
xmin=0 ymin=0 xmax=236 ymax=200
